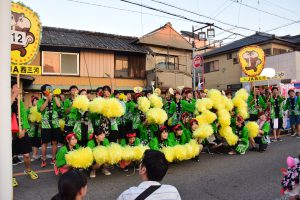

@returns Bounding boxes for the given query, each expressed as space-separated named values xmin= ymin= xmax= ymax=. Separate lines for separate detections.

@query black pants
xmin=78 ymin=124 xmax=88 ymax=147
xmin=254 ymin=137 xmax=268 ymax=151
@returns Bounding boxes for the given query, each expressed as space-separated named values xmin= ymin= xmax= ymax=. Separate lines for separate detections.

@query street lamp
xmin=207 ymin=27 xmax=215 ymax=38
xmin=198 ymin=31 xmax=206 ymax=40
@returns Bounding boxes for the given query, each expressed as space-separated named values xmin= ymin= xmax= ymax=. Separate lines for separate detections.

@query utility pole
xmin=192 ymin=26 xmax=196 ymax=91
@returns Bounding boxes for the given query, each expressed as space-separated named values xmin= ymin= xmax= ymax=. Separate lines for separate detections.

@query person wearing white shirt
xmin=117 ymin=150 xmax=181 ymax=200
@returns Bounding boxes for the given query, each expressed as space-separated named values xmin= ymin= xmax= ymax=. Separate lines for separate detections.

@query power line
xmin=262 ymin=0 xmax=300 ymax=16
xmin=148 ymin=0 xmax=257 ymax=32
xmin=265 ymin=20 xmax=300 ymax=32
xmin=228 ymin=0 xmax=299 ymax=23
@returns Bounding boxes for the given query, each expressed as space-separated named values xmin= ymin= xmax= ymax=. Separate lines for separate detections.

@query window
xmin=227 ymin=53 xmax=232 ymax=60
xmin=155 ymin=55 xmax=179 ymax=70
xmin=115 ymin=55 xmax=129 ymax=78
xmin=233 ymin=57 xmax=239 ymax=64
xmin=263 ymin=48 xmax=271 ymax=56
xmin=273 ymin=48 xmax=287 ymax=56
xmin=42 ymin=51 xmax=79 ymax=75
xmin=204 ymin=60 xmax=219 ymax=73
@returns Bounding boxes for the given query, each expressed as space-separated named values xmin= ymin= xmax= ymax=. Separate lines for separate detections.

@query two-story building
xmin=200 ymin=32 xmax=300 ymax=91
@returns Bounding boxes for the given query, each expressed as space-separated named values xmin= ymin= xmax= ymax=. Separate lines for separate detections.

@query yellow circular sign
xmin=11 ymin=2 xmax=42 ymax=65
xmin=238 ymin=45 xmax=265 ymax=77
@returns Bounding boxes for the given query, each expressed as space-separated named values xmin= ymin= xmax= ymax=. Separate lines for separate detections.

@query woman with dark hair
xmin=51 ymin=169 xmax=87 ymax=200
xmin=149 ymin=126 xmax=174 ymax=150
xmin=55 ymin=133 xmax=79 ymax=175
xmin=87 ymin=127 xmax=110 ymax=177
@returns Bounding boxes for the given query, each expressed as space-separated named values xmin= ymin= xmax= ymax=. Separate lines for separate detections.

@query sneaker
xmin=271 ymin=139 xmax=277 ymax=142
xmin=228 ymin=151 xmax=237 ymax=155
xmin=50 ymin=159 xmax=56 ymax=165
xmin=193 ymin=155 xmax=200 ymax=162
xmin=24 ymin=170 xmax=39 ymax=180
xmin=123 ymin=167 xmax=129 ymax=172
xmin=101 ymin=168 xmax=111 ymax=176
xmin=12 ymin=156 xmax=23 ymax=165
xmin=296 ymin=135 xmax=300 ymax=139
xmin=12 ymin=177 xmax=18 ymax=187
xmin=31 ymin=155 xmax=40 ymax=162
xmin=277 ymin=138 xmax=283 ymax=142
xmin=89 ymin=170 xmax=96 ymax=178
xmin=291 ymin=133 xmax=297 ymax=137
xmin=41 ymin=160 xmax=47 ymax=168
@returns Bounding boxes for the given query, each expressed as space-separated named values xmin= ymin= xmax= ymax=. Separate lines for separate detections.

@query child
xmin=138 ymin=116 xmax=158 ymax=145
xmin=87 ymin=127 xmax=110 ymax=177
xmin=228 ymin=115 xmax=249 ymax=155
xmin=249 ymin=113 xmax=270 ymax=152
xmin=168 ymin=124 xmax=189 ymax=145
xmin=180 ymin=112 xmax=192 ymax=140
xmin=281 ymin=156 xmax=300 ymax=199
xmin=55 ymin=133 xmax=79 ymax=174
xmin=149 ymin=126 xmax=174 ymax=150
xmin=119 ymin=132 xmax=141 ymax=171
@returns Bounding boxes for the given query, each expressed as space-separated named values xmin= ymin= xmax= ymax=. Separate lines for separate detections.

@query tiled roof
xmin=41 ymin=26 xmax=150 ymax=54
xmin=202 ymin=32 xmax=298 ymax=58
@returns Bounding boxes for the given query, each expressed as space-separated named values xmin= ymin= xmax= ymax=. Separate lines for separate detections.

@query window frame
xmin=204 ymin=60 xmax=219 ymax=73
xmin=155 ymin=54 xmax=179 ymax=70
xmin=42 ymin=51 xmax=79 ymax=76
xmin=114 ymin=54 xmax=129 ymax=78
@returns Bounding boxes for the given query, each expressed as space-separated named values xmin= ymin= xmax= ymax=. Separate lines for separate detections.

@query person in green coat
xmin=125 ymin=92 xmax=135 ymax=134
xmin=247 ymin=88 xmax=266 ymax=121
xmin=119 ymin=132 xmax=141 ymax=171
xmin=168 ymin=124 xmax=189 ymax=145
xmin=63 ymin=85 xmax=79 ymax=137
xmin=163 ymin=91 xmax=176 ymax=119
xmin=37 ymin=84 xmax=61 ymax=168
xmin=55 ymin=133 xmax=79 ymax=175
xmin=87 ymin=127 xmax=111 ymax=178
xmin=149 ymin=126 xmax=174 ymax=150
xmin=11 ymin=81 xmax=38 ymax=187
xmin=284 ymin=89 xmax=300 ymax=138
xmin=27 ymin=96 xmax=41 ymax=161
xmin=181 ymin=89 xmax=196 ymax=116
xmin=132 ymin=93 xmax=143 ymax=137
xmin=138 ymin=116 xmax=158 ymax=145
xmin=228 ymin=115 xmax=249 ymax=155
xmin=180 ymin=112 xmax=192 ymax=141
xmin=269 ymin=87 xmax=285 ymax=142
xmin=249 ymin=113 xmax=270 ymax=152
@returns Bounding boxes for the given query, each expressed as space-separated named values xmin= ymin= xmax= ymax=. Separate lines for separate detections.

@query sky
xmin=20 ymin=0 xmax=300 ymax=44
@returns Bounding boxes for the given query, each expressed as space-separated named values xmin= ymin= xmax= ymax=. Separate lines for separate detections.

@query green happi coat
xmin=63 ymin=98 xmax=79 ymax=127
xmin=132 ymin=106 xmax=142 ymax=130
xmin=149 ymin=137 xmax=175 ymax=150
xmin=168 ymin=131 xmax=189 ymax=145
xmin=181 ymin=99 xmax=196 ymax=115
xmin=284 ymin=97 xmax=300 ymax=116
xmin=13 ymin=100 xmax=30 ymax=135
xmin=90 ymin=113 xmax=110 ymax=136
xmin=87 ymin=138 xmax=110 ymax=149
xmin=138 ymin=124 xmax=158 ymax=144
xmin=26 ymin=107 xmax=41 ymax=138
xmin=125 ymin=100 xmax=135 ymax=124
xmin=180 ymin=122 xmax=192 ymax=141
xmin=233 ymin=126 xmax=249 ymax=154
xmin=73 ymin=111 xmax=93 ymax=141
xmin=120 ymin=137 xmax=141 ymax=147
xmin=37 ymin=98 xmax=61 ymax=129
xmin=163 ymin=99 xmax=176 ymax=118
xmin=258 ymin=121 xmax=271 ymax=144
xmin=269 ymin=96 xmax=285 ymax=119
xmin=56 ymin=144 xmax=79 ymax=168
xmin=247 ymin=94 xmax=267 ymax=115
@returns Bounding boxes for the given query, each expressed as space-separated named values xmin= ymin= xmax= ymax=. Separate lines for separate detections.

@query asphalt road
xmin=13 ymin=136 xmax=300 ymax=200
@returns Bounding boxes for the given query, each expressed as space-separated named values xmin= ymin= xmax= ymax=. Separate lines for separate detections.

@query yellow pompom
xmin=66 ymin=147 xmax=94 ymax=169
xmin=122 ymin=146 xmax=135 ymax=161
xmin=72 ymin=95 xmax=89 ymax=112
xmin=138 ymin=97 xmax=151 ymax=113
xmin=218 ymin=109 xmax=231 ymax=127
xmin=148 ymin=94 xmax=163 ymax=108
xmin=162 ymin=146 xmax=175 ymax=163
xmin=238 ymin=108 xmax=249 ymax=119
xmin=59 ymin=119 xmax=65 ymax=131
xmin=207 ymin=89 xmax=225 ymax=110
xmin=193 ymin=124 xmax=213 ymax=139
xmin=93 ymin=146 xmax=109 ymax=165
xmin=246 ymin=121 xmax=259 ymax=138
xmin=89 ymin=97 xmax=105 ymax=114
xmin=196 ymin=98 xmax=213 ymax=112
xmin=119 ymin=93 xmax=127 ymax=102
xmin=102 ymin=98 xmax=125 ymax=118
xmin=107 ymin=143 xmax=123 ymax=165
xmin=196 ymin=110 xmax=217 ymax=125
xmin=28 ymin=106 xmax=42 ymax=123
xmin=234 ymin=89 xmax=249 ymax=101
xmin=224 ymin=98 xmax=234 ymax=111
xmin=173 ymin=145 xmax=187 ymax=161
xmin=146 ymin=108 xmax=168 ymax=125
xmin=185 ymin=139 xmax=201 ymax=159
xmin=219 ymin=126 xmax=238 ymax=146
xmin=133 ymin=145 xmax=149 ymax=161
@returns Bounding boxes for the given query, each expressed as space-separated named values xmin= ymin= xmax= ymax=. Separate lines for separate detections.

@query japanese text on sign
xmin=11 ymin=65 xmax=41 ymax=75
xmin=240 ymin=76 xmax=268 ymax=82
